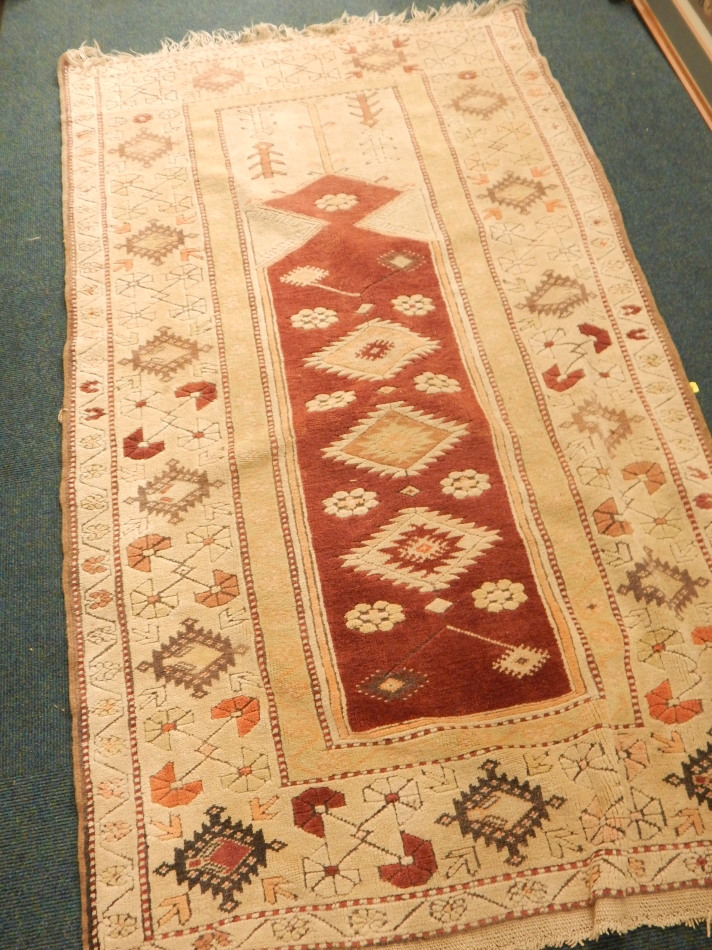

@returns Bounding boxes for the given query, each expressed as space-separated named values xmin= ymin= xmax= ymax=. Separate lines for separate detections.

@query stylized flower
xmin=96 ymin=778 xmax=127 ymax=801
xmin=106 ymin=914 xmax=137 ymax=938
xmin=86 ymin=589 xmax=113 ymax=610
xmin=221 ymin=748 xmax=270 ymax=792
xmin=507 ymin=879 xmax=548 ymax=907
xmin=98 ymin=865 xmax=130 ymax=886
xmin=80 ymin=434 xmax=104 ymax=449
xmin=81 ymin=493 xmax=108 ymax=511
xmin=695 ymin=493 xmax=712 ymax=509
xmin=637 ymin=627 xmax=684 ymax=668
xmin=177 ymin=420 xmax=221 ymax=449
xmin=577 ymin=456 xmax=611 ymax=488
xmin=186 ymin=524 xmax=231 ymax=556
xmin=144 ymin=707 xmax=194 ymax=750
xmin=345 ymin=601 xmax=405 ymax=633
xmin=306 ymin=390 xmax=356 ymax=412
xmin=90 ymin=660 xmax=121 ymax=682
xmin=615 ymin=734 xmax=649 ymax=780
xmin=348 ymin=908 xmax=388 ymax=934
xmin=211 ymin=695 xmax=260 ymax=737
xmin=82 ymin=555 xmax=108 ymax=574
xmin=315 ymin=192 xmax=358 ymax=212
xmin=441 ymin=469 xmax=490 ymax=499
xmin=130 ymin=580 xmax=178 ymax=619
xmin=174 ymin=380 xmax=217 ymax=410
xmin=83 ymin=522 xmax=109 ymax=541
xmin=414 ymin=371 xmax=461 ymax=394
xmin=379 ymin=833 xmax=437 ymax=888
xmin=391 ymin=293 xmax=435 ymax=316
xmin=322 ymin=487 xmax=378 ymax=518
xmin=97 ymin=735 xmax=126 ymax=755
xmin=628 ymin=789 xmax=665 ymax=841
xmin=290 ymin=307 xmax=338 ymax=329
xmin=429 ymin=897 xmax=467 ymax=924
xmin=581 ymin=797 xmax=627 ymax=845
xmin=272 ymin=917 xmax=311 ymax=941
xmin=194 ymin=570 xmax=239 ymax=608
xmin=592 ymin=362 xmax=625 ymax=389
xmin=559 ymin=741 xmax=615 ymax=787
xmin=86 ymin=625 xmax=116 ymax=646
xmin=292 ymin=786 xmax=346 ymax=837
xmin=685 ymin=850 xmax=712 ymax=875
xmin=126 ymin=533 xmax=171 ymax=572
xmin=472 ymin=579 xmax=527 ymax=612
xmin=363 ymin=776 xmax=422 ymax=822
xmin=101 ymin=821 xmax=131 ymax=843
xmin=304 ymin=849 xmax=361 ymax=897
xmin=646 ymin=679 xmax=702 ymax=725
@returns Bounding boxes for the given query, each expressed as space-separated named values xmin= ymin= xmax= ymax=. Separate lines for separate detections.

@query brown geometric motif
xmin=524 ymin=269 xmax=592 ymax=319
xmin=114 ymin=129 xmax=174 ymax=168
xmin=305 ymin=319 xmax=439 ymax=382
xmin=437 ymin=759 xmax=565 ymax=867
xmin=128 ymin=459 xmax=223 ymax=524
xmin=452 ymin=85 xmax=508 ymax=118
xmin=568 ymin=396 xmax=641 ymax=456
xmin=323 ymin=401 xmax=467 ymax=478
xmin=618 ymin=547 xmax=709 ymax=618
xmin=483 ymin=171 xmax=551 ymax=214
xmin=342 ymin=506 xmax=500 ymax=592
xmin=122 ymin=326 xmax=206 ymax=381
xmin=137 ymin=618 xmax=243 ymax=698
xmin=357 ymin=668 xmax=428 ymax=703
xmin=125 ymin=219 xmax=186 ymax=265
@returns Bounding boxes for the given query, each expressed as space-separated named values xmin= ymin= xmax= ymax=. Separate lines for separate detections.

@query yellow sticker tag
xmin=690 ymin=381 xmax=700 ymax=393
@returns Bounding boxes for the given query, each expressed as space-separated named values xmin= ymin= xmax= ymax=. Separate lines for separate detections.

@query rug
xmin=58 ymin=2 xmax=712 ymax=948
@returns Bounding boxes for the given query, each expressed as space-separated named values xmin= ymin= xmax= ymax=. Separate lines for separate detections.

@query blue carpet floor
xmin=0 ymin=1 xmax=710 ymax=947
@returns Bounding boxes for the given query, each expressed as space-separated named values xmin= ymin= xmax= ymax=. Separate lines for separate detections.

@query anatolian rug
xmin=59 ymin=2 xmax=712 ymax=948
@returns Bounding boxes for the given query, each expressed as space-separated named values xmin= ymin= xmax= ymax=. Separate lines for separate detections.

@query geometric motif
xmin=305 ymin=319 xmax=439 ymax=382
xmin=123 ymin=326 xmax=203 ymax=381
xmin=323 ymin=402 xmax=467 ymax=478
xmin=452 ymin=86 xmax=508 ymax=118
xmin=130 ymin=459 xmax=223 ymax=524
xmin=156 ymin=806 xmax=286 ymax=912
xmin=665 ymin=743 xmax=712 ymax=810
xmin=342 ymin=507 xmax=499 ymax=592
xmin=569 ymin=396 xmax=640 ymax=456
xmin=437 ymin=759 xmax=565 ymax=866
xmin=114 ymin=130 xmax=173 ymax=168
xmin=524 ymin=270 xmax=592 ymax=319
xmin=618 ymin=547 xmax=709 ymax=618
xmin=125 ymin=219 xmax=186 ymax=265
xmin=136 ymin=618 xmax=240 ymax=698
xmin=483 ymin=172 xmax=549 ymax=214
xmin=357 ymin=668 xmax=428 ymax=703
xmin=193 ymin=64 xmax=245 ymax=92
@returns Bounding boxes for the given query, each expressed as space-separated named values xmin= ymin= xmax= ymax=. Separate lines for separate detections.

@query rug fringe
xmin=61 ymin=0 xmax=525 ymax=67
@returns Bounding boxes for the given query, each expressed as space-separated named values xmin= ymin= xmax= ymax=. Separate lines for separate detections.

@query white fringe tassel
xmin=63 ymin=0 xmax=526 ymax=66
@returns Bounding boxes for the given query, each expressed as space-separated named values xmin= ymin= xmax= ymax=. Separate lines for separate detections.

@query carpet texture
xmin=58 ymin=4 xmax=712 ymax=949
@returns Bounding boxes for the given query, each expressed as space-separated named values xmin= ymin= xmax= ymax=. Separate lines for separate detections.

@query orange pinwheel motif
xmin=195 ymin=570 xmax=239 ymax=608
xmin=174 ymin=380 xmax=217 ymax=410
xmin=123 ymin=427 xmax=165 ymax=460
xmin=126 ymin=534 xmax=172 ymax=572
xmin=592 ymin=498 xmax=632 ymax=538
xmin=646 ymin=680 xmax=702 ymax=725
xmin=150 ymin=762 xmax=203 ymax=807
xmin=211 ymin=695 xmax=260 ymax=737
xmin=622 ymin=460 xmax=665 ymax=494
xmin=692 ymin=626 xmax=712 ymax=646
